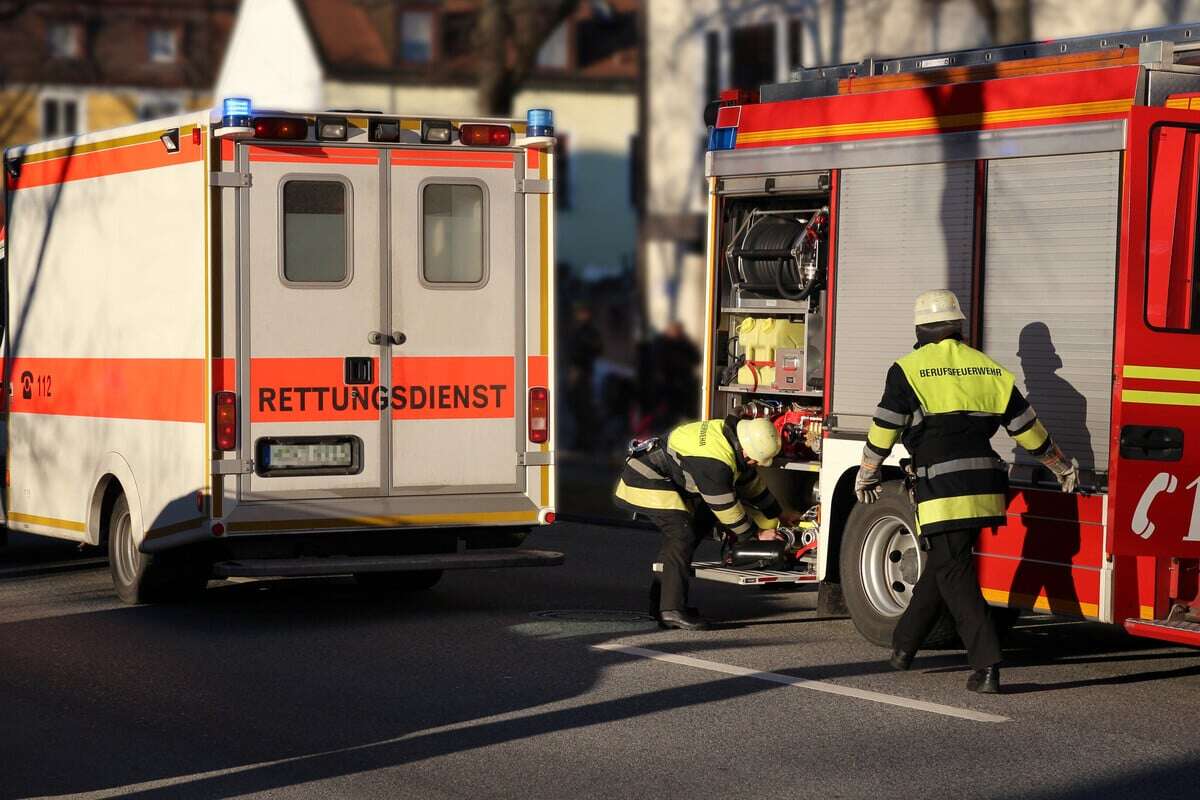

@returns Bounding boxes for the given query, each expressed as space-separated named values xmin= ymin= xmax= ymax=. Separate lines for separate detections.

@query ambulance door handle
xmin=390 ymin=331 xmax=407 ymax=346
xmin=368 ymin=331 xmax=386 ymax=345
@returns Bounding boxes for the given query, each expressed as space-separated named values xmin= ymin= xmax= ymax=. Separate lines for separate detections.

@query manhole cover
xmin=532 ymin=609 xmax=654 ymax=623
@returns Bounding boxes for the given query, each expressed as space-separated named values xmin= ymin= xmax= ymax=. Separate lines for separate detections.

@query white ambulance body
xmin=2 ymin=100 xmax=560 ymax=601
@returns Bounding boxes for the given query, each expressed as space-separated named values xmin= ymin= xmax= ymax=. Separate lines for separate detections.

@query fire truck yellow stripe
xmin=7 ymin=511 xmax=87 ymax=532
xmin=1121 ymin=389 xmax=1200 ymax=407
xmin=226 ymin=510 xmax=538 ymax=533
xmin=981 ymin=587 xmax=1100 ymax=618
xmin=1124 ymin=365 xmax=1200 ymax=382
xmin=736 ymin=98 xmax=1132 ymax=144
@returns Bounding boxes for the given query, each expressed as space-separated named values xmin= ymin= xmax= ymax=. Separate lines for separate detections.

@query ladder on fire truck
xmin=791 ymin=21 xmax=1200 ymax=83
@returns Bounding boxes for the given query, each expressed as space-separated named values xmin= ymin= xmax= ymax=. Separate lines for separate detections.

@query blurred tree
xmin=476 ymin=0 xmax=582 ymax=115
xmin=971 ymin=0 xmax=1033 ymax=44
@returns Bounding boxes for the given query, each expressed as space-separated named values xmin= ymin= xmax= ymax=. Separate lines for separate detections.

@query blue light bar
xmin=527 ymin=108 xmax=554 ymax=137
xmin=707 ymin=126 xmax=736 ymax=151
xmin=222 ymin=97 xmax=252 ymax=128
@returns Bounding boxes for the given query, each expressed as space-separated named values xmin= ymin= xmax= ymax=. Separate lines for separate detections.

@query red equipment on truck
xmin=695 ymin=24 xmax=1200 ymax=648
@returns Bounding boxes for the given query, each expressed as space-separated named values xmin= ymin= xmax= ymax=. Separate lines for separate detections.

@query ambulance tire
xmin=107 ymin=494 xmax=208 ymax=604
xmin=840 ymin=482 xmax=958 ymax=649
xmin=354 ymin=570 xmax=444 ymax=592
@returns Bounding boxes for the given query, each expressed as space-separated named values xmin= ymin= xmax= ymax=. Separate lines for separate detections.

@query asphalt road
xmin=3 ymin=522 xmax=1200 ymax=800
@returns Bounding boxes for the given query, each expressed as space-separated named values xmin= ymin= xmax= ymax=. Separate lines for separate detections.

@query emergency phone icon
xmin=1132 ymin=472 xmax=1177 ymax=539
xmin=19 ymin=371 xmax=32 ymax=401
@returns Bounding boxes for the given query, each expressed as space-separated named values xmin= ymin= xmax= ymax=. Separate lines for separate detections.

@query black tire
xmin=839 ymin=481 xmax=957 ymax=649
xmin=354 ymin=570 xmax=443 ymax=592
xmin=107 ymin=495 xmax=209 ymax=604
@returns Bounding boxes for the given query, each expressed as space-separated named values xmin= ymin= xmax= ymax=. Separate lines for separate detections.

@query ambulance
xmin=697 ymin=24 xmax=1200 ymax=648
xmin=2 ymin=99 xmax=561 ymax=602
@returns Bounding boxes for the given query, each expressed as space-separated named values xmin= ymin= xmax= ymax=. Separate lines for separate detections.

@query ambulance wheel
xmin=108 ymin=495 xmax=208 ymax=604
xmin=840 ymin=481 xmax=957 ymax=649
xmin=354 ymin=570 xmax=443 ymax=592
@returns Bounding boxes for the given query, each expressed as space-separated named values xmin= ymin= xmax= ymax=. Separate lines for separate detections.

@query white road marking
xmin=592 ymin=643 xmax=1010 ymax=724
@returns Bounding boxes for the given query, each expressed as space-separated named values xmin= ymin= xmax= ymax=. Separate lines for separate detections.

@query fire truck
xmin=697 ymin=24 xmax=1200 ymax=649
xmin=2 ymin=100 xmax=561 ymax=602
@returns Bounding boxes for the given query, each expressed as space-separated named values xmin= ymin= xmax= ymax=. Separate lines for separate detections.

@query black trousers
xmin=892 ymin=528 xmax=1002 ymax=670
xmin=642 ymin=506 xmax=716 ymax=613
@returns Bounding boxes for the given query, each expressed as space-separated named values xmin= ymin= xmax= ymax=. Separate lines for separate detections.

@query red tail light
xmin=528 ymin=387 xmax=549 ymax=444
xmin=252 ymin=116 xmax=308 ymax=140
xmin=459 ymin=124 xmax=512 ymax=147
xmin=215 ymin=391 xmax=237 ymax=450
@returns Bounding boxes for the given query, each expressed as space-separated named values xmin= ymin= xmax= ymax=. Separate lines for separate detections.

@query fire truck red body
xmin=701 ymin=26 xmax=1200 ymax=647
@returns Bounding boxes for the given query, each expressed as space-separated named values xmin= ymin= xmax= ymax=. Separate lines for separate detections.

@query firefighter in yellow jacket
xmin=615 ymin=416 xmax=799 ymax=630
xmin=856 ymin=290 xmax=1079 ymax=693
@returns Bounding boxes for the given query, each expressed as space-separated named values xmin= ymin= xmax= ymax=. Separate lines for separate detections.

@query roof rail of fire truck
xmin=789 ymin=21 xmax=1200 ymax=83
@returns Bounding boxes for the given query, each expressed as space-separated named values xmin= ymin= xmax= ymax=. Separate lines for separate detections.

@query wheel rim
xmin=112 ymin=508 xmax=137 ymax=586
xmin=858 ymin=515 xmax=922 ymax=617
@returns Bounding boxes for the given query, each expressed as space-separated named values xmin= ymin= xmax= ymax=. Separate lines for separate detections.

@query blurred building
xmin=217 ymin=0 xmax=640 ymax=285
xmin=641 ymin=0 xmax=1200 ymax=343
xmin=0 ymin=0 xmax=237 ymax=150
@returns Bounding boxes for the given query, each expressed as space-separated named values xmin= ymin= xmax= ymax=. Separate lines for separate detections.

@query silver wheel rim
xmin=112 ymin=508 xmax=137 ymax=586
xmin=858 ymin=515 xmax=922 ymax=617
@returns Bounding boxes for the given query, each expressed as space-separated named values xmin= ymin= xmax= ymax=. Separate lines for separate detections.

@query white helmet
xmin=737 ymin=418 xmax=781 ymax=467
xmin=913 ymin=289 xmax=966 ymax=326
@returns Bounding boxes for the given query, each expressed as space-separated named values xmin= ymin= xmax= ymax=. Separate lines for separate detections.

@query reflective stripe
xmin=917 ymin=493 xmax=1007 ymax=525
xmin=667 ymin=447 xmax=700 ymax=493
xmin=728 ymin=516 xmax=753 ymax=535
xmin=911 ymin=408 xmax=925 ymax=427
xmin=867 ymin=423 xmax=902 ymax=451
xmin=703 ymin=491 xmax=737 ymax=507
xmin=1006 ymin=405 xmax=1038 ymax=433
xmin=873 ymin=406 xmax=910 ymax=427
xmin=1013 ymin=419 xmax=1049 ymax=451
xmin=614 ymin=480 xmax=687 ymax=512
xmin=627 ymin=458 xmax=668 ymax=482
xmin=918 ymin=457 xmax=1006 ymax=480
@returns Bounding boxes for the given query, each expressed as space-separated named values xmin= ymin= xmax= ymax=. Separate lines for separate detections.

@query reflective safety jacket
xmin=863 ymin=339 xmax=1056 ymax=536
xmin=615 ymin=416 xmax=782 ymax=535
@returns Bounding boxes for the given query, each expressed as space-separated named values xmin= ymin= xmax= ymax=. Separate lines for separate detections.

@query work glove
xmin=854 ymin=463 xmax=882 ymax=504
xmin=1039 ymin=443 xmax=1080 ymax=493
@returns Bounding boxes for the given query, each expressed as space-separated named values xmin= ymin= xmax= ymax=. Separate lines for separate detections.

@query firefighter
xmin=615 ymin=416 xmax=800 ymax=630
xmin=855 ymin=290 xmax=1079 ymax=694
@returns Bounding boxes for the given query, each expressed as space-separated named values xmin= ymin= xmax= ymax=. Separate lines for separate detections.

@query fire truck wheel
xmin=354 ymin=570 xmax=444 ymax=592
xmin=107 ymin=494 xmax=207 ymax=604
xmin=840 ymin=481 xmax=957 ymax=649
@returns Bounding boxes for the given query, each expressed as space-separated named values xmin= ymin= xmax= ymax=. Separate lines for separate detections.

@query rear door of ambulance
xmin=237 ymin=137 xmax=526 ymax=502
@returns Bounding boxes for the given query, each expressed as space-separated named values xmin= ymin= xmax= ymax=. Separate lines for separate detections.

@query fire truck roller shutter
xmin=833 ymin=162 xmax=976 ymax=427
xmin=982 ymin=152 xmax=1120 ymax=478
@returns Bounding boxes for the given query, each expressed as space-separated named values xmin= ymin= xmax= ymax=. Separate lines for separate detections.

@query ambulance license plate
xmin=255 ymin=436 xmax=361 ymax=476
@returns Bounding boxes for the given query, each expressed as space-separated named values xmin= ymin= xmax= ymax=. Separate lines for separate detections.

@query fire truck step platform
xmin=212 ymin=548 xmax=565 ymax=578
xmin=691 ymin=561 xmax=819 ymax=586
xmin=1123 ymin=617 xmax=1200 ymax=648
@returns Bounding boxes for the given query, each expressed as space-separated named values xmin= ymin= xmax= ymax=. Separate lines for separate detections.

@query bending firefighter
xmin=856 ymin=290 xmax=1079 ymax=694
xmin=615 ymin=416 xmax=801 ymax=630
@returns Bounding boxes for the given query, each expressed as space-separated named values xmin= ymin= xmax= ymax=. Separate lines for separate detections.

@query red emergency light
xmin=459 ymin=124 xmax=512 ymax=147
xmin=528 ymin=387 xmax=549 ymax=444
xmin=215 ymin=391 xmax=237 ymax=451
xmin=252 ymin=116 xmax=308 ymax=141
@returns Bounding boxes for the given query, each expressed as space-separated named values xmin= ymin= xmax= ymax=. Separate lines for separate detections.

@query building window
xmin=47 ymin=23 xmax=81 ymax=59
xmin=731 ymin=24 xmax=777 ymax=91
xmin=788 ymin=19 xmax=803 ymax=71
xmin=139 ymin=98 xmax=182 ymax=121
xmin=704 ymin=30 xmax=720 ymax=102
xmin=537 ymin=22 xmax=569 ymax=69
xmin=441 ymin=11 xmax=476 ymax=59
xmin=400 ymin=11 xmax=433 ymax=63
xmin=41 ymin=95 xmax=80 ymax=138
xmin=282 ymin=180 xmax=350 ymax=284
xmin=148 ymin=29 xmax=178 ymax=63
xmin=423 ymin=183 xmax=486 ymax=285
xmin=556 ymin=133 xmax=571 ymax=211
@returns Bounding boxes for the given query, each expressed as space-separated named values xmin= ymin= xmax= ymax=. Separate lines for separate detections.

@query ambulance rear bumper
xmin=212 ymin=548 xmax=564 ymax=578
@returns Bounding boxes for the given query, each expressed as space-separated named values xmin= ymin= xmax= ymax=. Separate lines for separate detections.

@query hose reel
xmin=726 ymin=207 xmax=828 ymax=301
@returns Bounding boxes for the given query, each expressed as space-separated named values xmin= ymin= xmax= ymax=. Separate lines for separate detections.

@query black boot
xmin=966 ymin=665 xmax=1001 ymax=694
xmin=889 ymin=649 xmax=915 ymax=671
xmin=659 ymin=609 xmax=710 ymax=631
